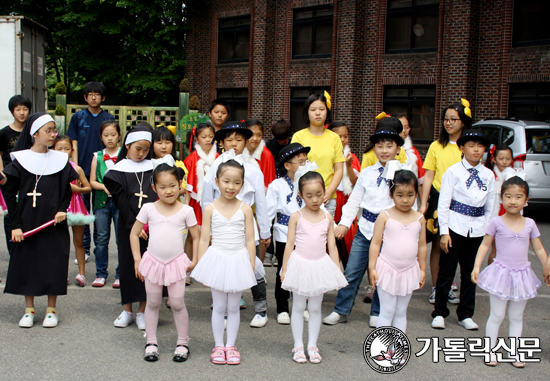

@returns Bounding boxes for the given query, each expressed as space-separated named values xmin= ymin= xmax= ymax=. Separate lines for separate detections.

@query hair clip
xmin=375 ymin=112 xmax=387 ymax=120
xmin=240 ymin=119 xmax=245 ymax=123
xmin=324 ymin=91 xmax=332 ymax=110
xmin=461 ymin=98 xmax=472 ymax=118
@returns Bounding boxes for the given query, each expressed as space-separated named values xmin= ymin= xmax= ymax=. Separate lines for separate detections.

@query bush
xmin=179 ymin=79 xmax=190 ymax=92
xmin=189 ymin=95 xmax=200 ymax=110
xmin=55 ymin=82 xmax=67 ymax=95
xmin=55 ymin=105 xmax=66 ymax=116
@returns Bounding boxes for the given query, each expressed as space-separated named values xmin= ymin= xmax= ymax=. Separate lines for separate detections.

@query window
xmin=513 ymin=1 xmax=550 ymax=47
xmin=386 ymin=0 xmax=439 ymax=53
xmin=290 ymin=87 xmax=331 ymax=132
xmin=217 ymin=88 xmax=248 ymax=121
xmin=218 ymin=16 xmax=251 ymax=63
xmin=292 ymin=6 xmax=333 ymax=59
xmin=383 ymin=85 xmax=436 ymax=141
xmin=526 ymin=129 xmax=550 ymax=153
xmin=509 ymin=83 xmax=550 ymax=121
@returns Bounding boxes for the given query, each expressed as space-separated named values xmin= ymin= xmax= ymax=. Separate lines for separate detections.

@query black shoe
xmin=144 ymin=344 xmax=159 ymax=362
xmin=173 ymin=345 xmax=189 ymax=362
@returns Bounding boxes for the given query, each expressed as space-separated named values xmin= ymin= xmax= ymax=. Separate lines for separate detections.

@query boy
xmin=266 ymin=119 xmax=292 ymax=171
xmin=432 ymin=129 xmax=494 ymax=330
xmin=0 ymin=95 xmax=32 ymax=255
xmin=324 ymin=121 xmax=407 ymax=328
xmin=266 ymin=143 xmax=311 ymax=324
xmin=67 ymin=82 xmax=114 ymax=261
xmin=207 ymin=99 xmax=230 ymax=154
xmin=202 ymin=121 xmax=272 ymax=328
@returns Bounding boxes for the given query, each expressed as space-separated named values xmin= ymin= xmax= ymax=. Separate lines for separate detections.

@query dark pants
xmin=275 ymin=241 xmax=290 ymax=314
xmin=432 ymin=229 xmax=483 ymax=320
xmin=251 ymin=245 xmax=267 ymax=313
xmin=3 ymin=203 xmax=12 ymax=255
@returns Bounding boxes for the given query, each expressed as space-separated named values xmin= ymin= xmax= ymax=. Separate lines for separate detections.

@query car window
xmin=479 ymin=126 xmax=500 ymax=147
xmin=526 ymin=128 xmax=550 ymax=153
xmin=501 ymin=128 xmax=514 ymax=145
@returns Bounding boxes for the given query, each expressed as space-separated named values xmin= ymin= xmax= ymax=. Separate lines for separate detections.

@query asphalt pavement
xmin=1 ymin=211 xmax=550 ymax=380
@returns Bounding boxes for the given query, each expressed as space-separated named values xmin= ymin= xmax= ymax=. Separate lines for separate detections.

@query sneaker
xmin=322 ymin=311 xmax=347 ymax=325
xmin=250 ymin=314 xmax=268 ymax=328
xmin=19 ymin=313 xmax=34 ymax=328
xmin=447 ymin=290 xmax=460 ymax=304
xmin=136 ymin=312 xmax=146 ymax=330
xmin=363 ymin=285 xmax=375 ymax=303
xmin=75 ymin=274 xmax=86 ymax=287
xmin=114 ymin=310 xmax=133 ymax=328
xmin=263 ymin=257 xmax=272 ymax=267
xmin=92 ymin=277 xmax=106 ymax=287
xmin=429 ymin=287 xmax=436 ymax=304
xmin=303 ymin=310 xmax=309 ymax=322
xmin=112 ymin=278 xmax=120 ymax=289
xmin=431 ymin=315 xmax=445 ymax=329
xmin=369 ymin=315 xmax=378 ymax=328
xmin=277 ymin=312 xmax=290 ymax=324
xmin=451 ymin=282 xmax=458 ymax=291
xmin=239 ymin=296 xmax=246 ymax=309
xmin=458 ymin=318 xmax=479 ymax=330
xmin=43 ymin=312 xmax=58 ymax=328
xmin=73 ymin=254 xmax=90 ymax=265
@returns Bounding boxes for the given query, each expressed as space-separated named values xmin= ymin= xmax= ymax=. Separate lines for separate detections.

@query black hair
xmin=152 ymin=163 xmax=182 ymax=185
xmin=196 ymin=122 xmax=215 ymax=136
xmin=302 ymin=93 xmax=332 ymax=127
xmin=83 ymin=81 xmax=106 ymax=97
xmin=136 ymin=122 xmax=154 ymax=131
xmin=298 ymin=171 xmax=325 ymax=194
xmin=99 ymin=119 xmax=121 ymax=136
xmin=389 ymin=170 xmax=419 ymax=197
xmin=218 ymin=129 xmax=249 ymax=142
xmin=501 ymin=176 xmax=529 ymax=198
xmin=208 ymin=99 xmax=230 ymax=114
xmin=117 ymin=125 xmax=152 ymax=163
xmin=8 ymin=95 xmax=32 ymax=113
xmin=216 ymin=159 xmax=245 ymax=181
xmin=485 ymin=145 xmax=514 ymax=170
xmin=53 ymin=134 xmax=73 ymax=150
xmin=152 ymin=126 xmax=177 ymax=160
xmin=244 ymin=118 xmax=264 ymax=133
xmin=439 ymin=103 xmax=471 ymax=147
xmin=271 ymin=119 xmax=292 ymax=140
xmin=328 ymin=121 xmax=348 ymax=133
xmin=363 ymin=117 xmax=403 ymax=153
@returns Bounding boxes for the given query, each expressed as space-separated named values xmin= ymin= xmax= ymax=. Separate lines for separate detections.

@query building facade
xmin=185 ymin=0 xmax=550 ymax=153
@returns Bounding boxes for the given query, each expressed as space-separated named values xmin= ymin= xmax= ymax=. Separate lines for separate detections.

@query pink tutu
xmin=139 ymin=251 xmax=192 ymax=286
xmin=477 ymin=259 xmax=541 ymax=301
xmin=375 ymin=256 xmax=421 ymax=296
xmin=0 ymin=190 xmax=7 ymax=216
xmin=67 ymin=193 xmax=95 ymax=225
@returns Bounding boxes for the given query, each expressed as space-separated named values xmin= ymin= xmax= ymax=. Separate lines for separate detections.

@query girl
xmin=291 ymin=91 xmax=344 ymax=216
xmin=53 ymin=135 xmax=94 ymax=287
xmin=368 ymin=168 xmax=427 ymax=332
xmin=3 ymin=113 xmax=79 ymax=328
xmin=152 ymin=126 xmax=188 ymax=199
xmin=130 ymin=160 xmax=200 ymax=362
xmin=420 ymin=99 xmax=471 ymax=304
xmin=281 ymin=170 xmax=347 ymax=363
xmin=472 ymin=170 xmax=549 ymax=367
xmin=90 ymin=120 xmax=122 ymax=287
xmin=191 ymin=158 xmax=257 ymax=365
xmin=104 ymin=126 xmax=157 ymax=330
xmin=243 ymin=118 xmax=276 ymax=188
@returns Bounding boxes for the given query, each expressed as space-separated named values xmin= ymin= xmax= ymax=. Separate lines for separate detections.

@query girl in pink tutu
xmin=368 ymin=166 xmax=427 ymax=333
xmin=281 ymin=170 xmax=348 ymax=364
xmin=472 ymin=169 xmax=550 ymax=368
xmin=53 ymin=135 xmax=94 ymax=287
xmin=130 ymin=157 xmax=199 ymax=362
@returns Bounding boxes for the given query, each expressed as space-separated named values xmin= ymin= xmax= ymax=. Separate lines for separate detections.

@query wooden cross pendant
xmin=135 ymin=190 xmax=148 ymax=208
xmin=27 ymin=189 xmax=42 ymax=208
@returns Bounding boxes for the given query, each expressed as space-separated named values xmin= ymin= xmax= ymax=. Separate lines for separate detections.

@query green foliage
xmin=55 ymin=82 xmax=67 ymax=94
xmin=180 ymin=79 xmax=190 ymax=92
xmin=55 ymin=105 xmax=66 ymax=116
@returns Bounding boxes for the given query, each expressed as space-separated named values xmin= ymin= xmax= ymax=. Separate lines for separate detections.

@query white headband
xmin=125 ymin=131 xmax=152 ymax=145
xmin=30 ymin=114 xmax=55 ymax=136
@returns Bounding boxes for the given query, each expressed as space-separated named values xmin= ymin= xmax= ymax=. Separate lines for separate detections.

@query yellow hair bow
xmin=461 ymin=98 xmax=472 ymax=118
xmin=375 ymin=112 xmax=387 ymax=120
xmin=324 ymin=90 xmax=332 ymax=110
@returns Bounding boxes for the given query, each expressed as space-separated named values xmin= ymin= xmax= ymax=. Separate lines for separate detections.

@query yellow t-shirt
xmin=422 ymin=141 xmax=462 ymax=192
xmin=361 ymin=147 xmax=407 ymax=170
xmin=291 ymin=128 xmax=345 ymax=199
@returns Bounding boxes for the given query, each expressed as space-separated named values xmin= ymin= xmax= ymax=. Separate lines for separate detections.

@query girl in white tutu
xmin=472 ymin=170 xmax=550 ymax=367
xmin=130 ymin=157 xmax=199 ymax=362
xmin=368 ymin=166 xmax=427 ymax=333
xmin=191 ymin=157 xmax=256 ymax=365
xmin=281 ymin=170 xmax=347 ymax=364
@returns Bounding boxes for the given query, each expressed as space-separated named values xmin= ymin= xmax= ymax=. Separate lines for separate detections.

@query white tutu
xmin=254 ymin=256 xmax=265 ymax=279
xmin=282 ymin=251 xmax=348 ymax=297
xmin=191 ymin=246 xmax=257 ymax=293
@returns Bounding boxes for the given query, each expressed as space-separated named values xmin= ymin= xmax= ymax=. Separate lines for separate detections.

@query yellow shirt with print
xmin=361 ymin=147 xmax=407 ymax=170
xmin=422 ymin=141 xmax=462 ymax=192
xmin=291 ymin=128 xmax=345 ymax=199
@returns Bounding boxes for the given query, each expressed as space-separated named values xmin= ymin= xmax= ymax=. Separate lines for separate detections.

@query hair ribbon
xmin=220 ymin=148 xmax=245 ymax=166
xmin=375 ymin=112 xmax=388 ymax=120
xmin=152 ymin=155 xmax=175 ymax=170
xmin=324 ymin=91 xmax=332 ymax=110
xmin=502 ymin=167 xmax=527 ymax=182
xmin=461 ymin=98 xmax=472 ymax=118
xmin=381 ymin=160 xmax=414 ymax=180
xmin=189 ymin=127 xmax=196 ymax=148
xmin=292 ymin=161 xmax=319 ymax=199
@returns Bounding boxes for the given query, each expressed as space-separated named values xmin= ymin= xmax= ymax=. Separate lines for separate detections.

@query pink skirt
xmin=0 ymin=190 xmax=7 ymax=216
xmin=139 ymin=251 xmax=192 ymax=286
xmin=477 ymin=259 xmax=541 ymax=301
xmin=375 ymin=256 xmax=421 ymax=296
xmin=67 ymin=193 xmax=95 ymax=225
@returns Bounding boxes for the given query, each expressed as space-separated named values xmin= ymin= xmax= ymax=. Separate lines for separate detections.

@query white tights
xmin=291 ymin=293 xmax=323 ymax=349
xmin=211 ymin=289 xmax=242 ymax=348
xmin=376 ymin=288 xmax=413 ymax=333
xmin=486 ymin=294 xmax=527 ymax=356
